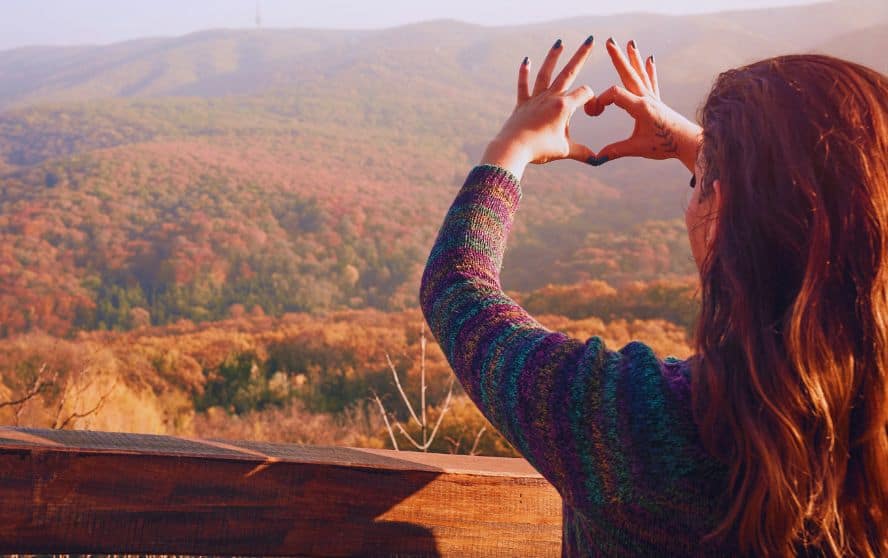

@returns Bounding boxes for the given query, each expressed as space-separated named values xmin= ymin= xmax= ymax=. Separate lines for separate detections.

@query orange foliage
xmin=0 ymin=306 xmax=692 ymax=455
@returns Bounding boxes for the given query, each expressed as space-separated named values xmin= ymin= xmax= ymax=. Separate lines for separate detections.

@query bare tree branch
xmin=392 ymin=419 xmax=427 ymax=451
xmin=469 ymin=426 xmax=487 ymax=456
xmin=384 ymin=352 xmax=422 ymax=428
xmin=372 ymin=324 xmax=461 ymax=453
xmin=1 ymin=364 xmax=59 ymax=426
xmin=423 ymin=377 xmax=455 ymax=448
xmin=53 ymin=375 xmax=118 ymax=430
xmin=388 ymin=376 xmax=455 ymax=452
xmin=0 ymin=364 xmax=50 ymax=409
xmin=51 ymin=375 xmax=71 ymax=429
xmin=371 ymin=390 xmax=399 ymax=451
xmin=420 ymin=323 xmax=427 ymax=448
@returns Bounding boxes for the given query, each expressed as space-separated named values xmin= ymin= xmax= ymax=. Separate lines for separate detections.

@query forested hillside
xmin=0 ymin=1 xmax=884 ymax=452
xmin=1 ymin=0 xmax=885 ymax=336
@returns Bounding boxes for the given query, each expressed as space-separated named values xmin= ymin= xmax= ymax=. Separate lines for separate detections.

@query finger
xmin=533 ymin=39 xmax=564 ymax=95
xmin=517 ymin=57 xmax=531 ymax=104
xmin=587 ymin=84 xmax=643 ymax=118
xmin=596 ymin=137 xmax=645 ymax=163
xmin=565 ymin=84 xmax=596 ymax=109
xmin=605 ymin=37 xmax=646 ymax=95
xmin=626 ymin=40 xmax=652 ymax=92
xmin=646 ymin=55 xmax=660 ymax=99
xmin=568 ymin=141 xmax=597 ymax=164
xmin=584 ymin=95 xmax=606 ymax=117
xmin=551 ymin=35 xmax=594 ymax=92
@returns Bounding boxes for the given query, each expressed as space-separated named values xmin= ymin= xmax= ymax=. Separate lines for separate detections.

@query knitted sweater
xmin=419 ymin=165 xmax=730 ymax=557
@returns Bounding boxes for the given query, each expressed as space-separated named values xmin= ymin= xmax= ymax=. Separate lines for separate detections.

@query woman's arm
xmin=420 ymin=162 xmax=613 ymax=504
xmin=420 ymin=39 xmax=635 ymax=506
xmin=420 ymin=38 xmax=710 ymax=523
xmin=420 ymin=164 xmax=714 ymax=547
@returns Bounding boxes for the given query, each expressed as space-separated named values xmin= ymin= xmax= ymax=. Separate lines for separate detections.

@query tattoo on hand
xmin=652 ymin=116 xmax=678 ymax=154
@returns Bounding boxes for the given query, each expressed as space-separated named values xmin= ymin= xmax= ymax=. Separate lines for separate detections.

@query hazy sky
xmin=1 ymin=0 xmax=824 ymax=51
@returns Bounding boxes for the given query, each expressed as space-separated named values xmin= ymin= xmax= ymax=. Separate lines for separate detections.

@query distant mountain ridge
xmin=0 ymin=0 xmax=885 ymax=111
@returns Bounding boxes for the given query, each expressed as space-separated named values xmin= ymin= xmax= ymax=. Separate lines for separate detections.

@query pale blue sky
xmin=1 ymin=0 xmax=823 ymax=51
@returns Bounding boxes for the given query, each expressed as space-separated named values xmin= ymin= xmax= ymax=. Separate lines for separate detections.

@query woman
xmin=420 ymin=37 xmax=887 ymax=557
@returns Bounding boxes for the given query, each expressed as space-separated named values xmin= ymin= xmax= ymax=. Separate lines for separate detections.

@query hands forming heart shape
xmin=481 ymin=37 xmax=702 ymax=180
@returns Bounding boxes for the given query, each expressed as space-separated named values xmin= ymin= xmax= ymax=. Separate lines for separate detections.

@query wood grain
xmin=0 ymin=427 xmax=562 ymax=557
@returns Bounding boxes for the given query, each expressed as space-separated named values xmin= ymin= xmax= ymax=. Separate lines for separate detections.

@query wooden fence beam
xmin=0 ymin=427 xmax=561 ymax=557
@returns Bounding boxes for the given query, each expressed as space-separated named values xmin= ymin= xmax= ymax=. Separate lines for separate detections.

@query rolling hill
xmin=0 ymin=0 xmax=885 ymax=336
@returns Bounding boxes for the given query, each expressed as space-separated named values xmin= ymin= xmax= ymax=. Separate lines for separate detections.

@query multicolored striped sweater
xmin=420 ymin=165 xmax=730 ymax=557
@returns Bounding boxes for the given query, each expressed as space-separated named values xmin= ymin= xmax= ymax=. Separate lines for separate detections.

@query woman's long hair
xmin=694 ymin=54 xmax=888 ymax=556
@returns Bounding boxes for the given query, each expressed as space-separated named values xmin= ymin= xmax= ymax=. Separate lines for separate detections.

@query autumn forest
xmin=1 ymin=0 xmax=885 ymax=456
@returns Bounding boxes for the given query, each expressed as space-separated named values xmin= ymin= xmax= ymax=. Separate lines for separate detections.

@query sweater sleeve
xmin=419 ymin=164 xmax=630 ymax=507
xmin=420 ymin=164 xmax=726 ymax=549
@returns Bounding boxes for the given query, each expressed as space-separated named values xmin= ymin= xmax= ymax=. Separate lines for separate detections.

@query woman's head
xmin=691 ymin=54 xmax=888 ymax=557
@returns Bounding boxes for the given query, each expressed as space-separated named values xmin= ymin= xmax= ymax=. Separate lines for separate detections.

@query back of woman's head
xmin=694 ymin=54 xmax=888 ymax=557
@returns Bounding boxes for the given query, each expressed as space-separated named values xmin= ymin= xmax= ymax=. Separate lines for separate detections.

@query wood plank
xmin=0 ymin=427 xmax=562 ymax=557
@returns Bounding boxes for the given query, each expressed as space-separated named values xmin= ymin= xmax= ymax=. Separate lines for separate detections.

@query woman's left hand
xmin=481 ymin=37 xmax=598 ymax=179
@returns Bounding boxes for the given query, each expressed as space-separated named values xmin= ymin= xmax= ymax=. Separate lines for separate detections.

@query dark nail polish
xmin=522 ymin=56 xmax=529 ymax=66
xmin=553 ymin=38 xmax=562 ymax=49
xmin=628 ymin=39 xmax=637 ymax=50
xmin=586 ymin=155 xmax=609 ymax=167
xmin=584 ymin=35 xmax=594 ymax=46
xmin=606 ymin=37 xmax=615 ymax=45
xmin=649 ymin=54 xmax=655 ymax=64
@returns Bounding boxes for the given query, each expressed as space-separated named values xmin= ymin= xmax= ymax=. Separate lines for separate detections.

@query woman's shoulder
xmin=564 ymin=337 xmax=725 ymax=533
xmin=586 ymin=337 xmax=714 ymax=470
xmin=603 ymin=338 xmax=699 ymax=434
xmin=589 ymin=336 xmax=695 ymax=395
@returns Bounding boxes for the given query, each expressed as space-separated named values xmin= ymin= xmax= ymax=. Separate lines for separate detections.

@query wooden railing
xmin=0 ymin=427 xmax=562 ymax=557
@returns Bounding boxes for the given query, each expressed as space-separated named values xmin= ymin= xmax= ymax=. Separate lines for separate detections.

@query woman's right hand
xmin=585 ymin=39 xmax=702 ymax=173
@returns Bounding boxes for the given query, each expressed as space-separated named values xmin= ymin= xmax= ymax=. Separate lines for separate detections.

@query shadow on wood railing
xmin=0 ymin=426 xmax=562 ymax=557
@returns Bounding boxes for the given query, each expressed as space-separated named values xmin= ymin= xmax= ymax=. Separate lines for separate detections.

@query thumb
xmin=566 ymin=84 xmax=595 ymax=109
xmin=589 ymin=137 xmax=642 ymax=166
xmin=584 ymin=98 xmax=605 ymax=117
xmin=585 ymin=85 xmax=642 ymax=118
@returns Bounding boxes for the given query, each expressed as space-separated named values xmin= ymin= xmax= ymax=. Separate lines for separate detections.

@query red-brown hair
xmin=694 ymin=54 xmax=888 ymax=556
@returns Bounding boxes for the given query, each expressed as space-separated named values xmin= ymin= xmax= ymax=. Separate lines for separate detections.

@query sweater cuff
xmin=465 ymin=164 xmax=523 ymax=204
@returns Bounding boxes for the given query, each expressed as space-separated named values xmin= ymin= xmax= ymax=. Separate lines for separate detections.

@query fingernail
xmin=553 ymin=38 xmax=562 ymax=49
xmin=584 ymin=35 xmax=594 ymax=46
xmin=522 ymin=56 xmax=529 ymax=66
xmin=586 ymin=156 xmax=609 ymax=167
xmin=628 ymin=39 xmax=637 ymax=50
xmin=649 ymin=54 xmax=655 ymax=64
xmin=606 ymin=37 xmax=615 ymax=46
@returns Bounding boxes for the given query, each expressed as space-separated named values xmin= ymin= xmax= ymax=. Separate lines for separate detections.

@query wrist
xmin=480 ymin=138 xmax=531 ymax=180
xmin=674 ymin=121 xmax=703 ymax=173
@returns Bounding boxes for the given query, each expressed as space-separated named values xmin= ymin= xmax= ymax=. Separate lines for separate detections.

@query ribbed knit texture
xmin=420 ymin=165 xmax=731 ymax=557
